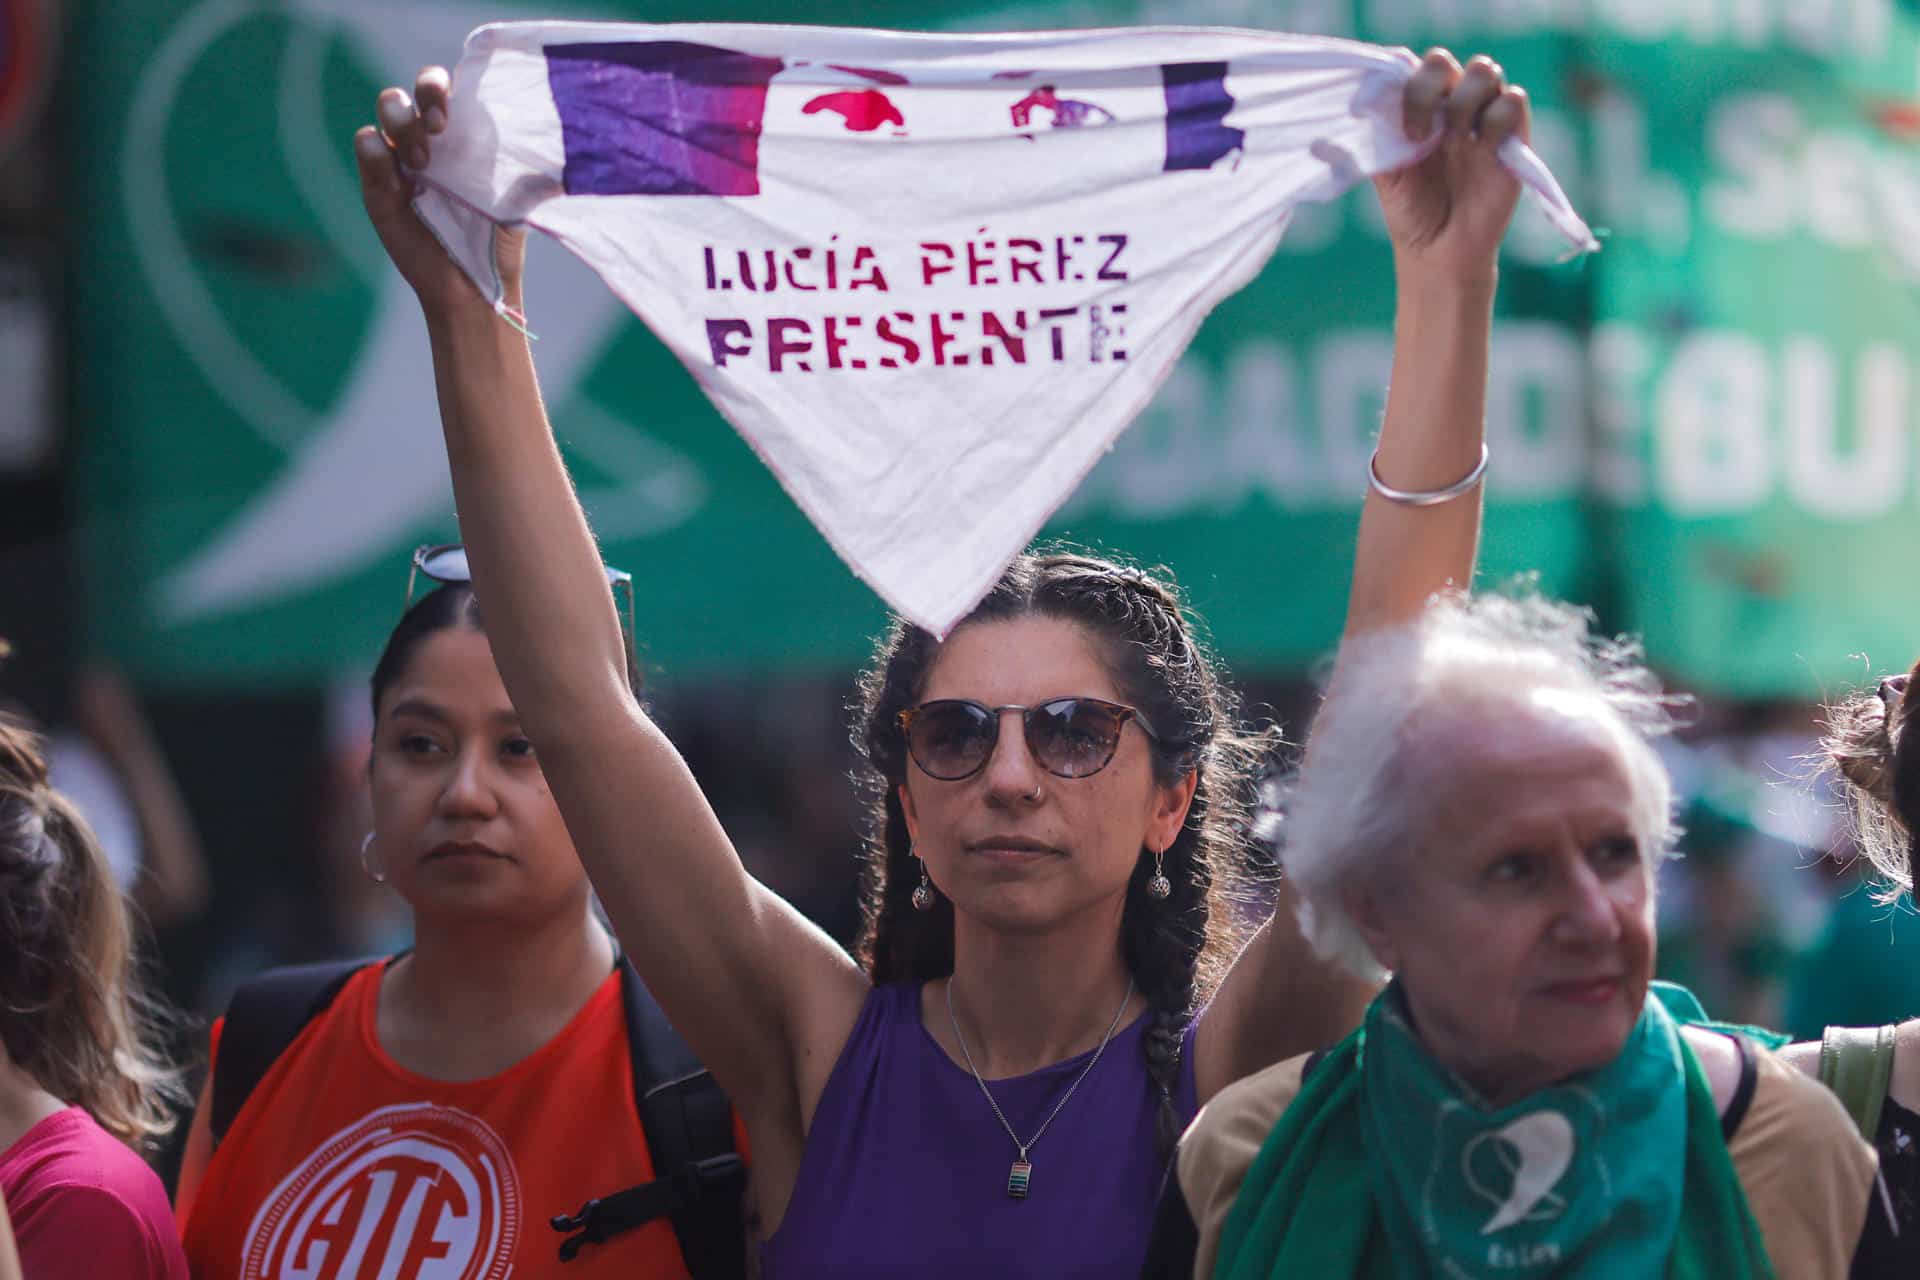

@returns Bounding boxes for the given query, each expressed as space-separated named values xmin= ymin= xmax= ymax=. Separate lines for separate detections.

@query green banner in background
xmin=70 ymin=0 xmax=1920 ymax=694
xmin=1582 ymin=23 xmax=1920 ymax=695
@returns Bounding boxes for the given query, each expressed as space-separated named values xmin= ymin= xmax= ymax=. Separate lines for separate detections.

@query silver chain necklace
xmin=945 ymin=974 xmax=1136 ymax=1200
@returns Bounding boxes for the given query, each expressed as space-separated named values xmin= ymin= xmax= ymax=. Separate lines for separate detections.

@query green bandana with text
xmin=1214 ymin=983 xmax=1774 ymax=1280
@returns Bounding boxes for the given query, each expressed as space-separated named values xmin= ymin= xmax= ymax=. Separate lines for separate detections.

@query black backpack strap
xmin=551 ymin=957 xmax=746 ymax=1277
xmin=209 ymin=958 xmax=373 ymax=1147
xmin=1719 ymin=1033 xmax=1760 ymax=1143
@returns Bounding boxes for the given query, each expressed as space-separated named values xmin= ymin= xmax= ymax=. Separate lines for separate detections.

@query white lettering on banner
xmin=1122 ymin=0 xmax=1360 ymax=34
xmin=1783 ymin=339 xmax=1908 ymax=519
xmin=1655 ymin=333 xmax=1773 ymax=513
xmin=1706 ymin=95 xmax=1920 ymax=270
xmin=1705 ymin=95 xmax=1801 ymax=240
xmin=1488 ymin=323 xmax=1587 ymax=492
xmin=1319 ymin=332 xmax=1400 ymax=492
xmin=1374 ymin=0 xmax=1891 ymax=55
xmin=1098 ymin=362 xmax=1212 ymax=518
xmin=1068 ymin=325 xmax=1920 ymax=523
xmin=1223 ymin=344 xmax=1320 ymax=508
xmin=1599 ymin=0 xmax=1697 ymax=41
xmin=1806 ymin=136 xmax=1879 ymax=248
xmin=1487 ymin=1241 xmax=1564 ymax=1268
xmin=1269 ymin=101 xmax=1688 ymax=265
xmin=1587 ymin=91 xmax=1692 ymax=256
xmin=974 ymin=0 xmax=1897 ymax=59
xmin=1590 ymin=323 xmax=1652 ymax=504
xmin=1066 ymin=325 xmax=1577 ymax=518
xmin=1265 ymin=84 xmax=1920 ymax=268
xmin=1653 ymin=332 xmax=1920 ymax=518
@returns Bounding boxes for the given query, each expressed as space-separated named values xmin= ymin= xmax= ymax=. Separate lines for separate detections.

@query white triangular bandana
xmin=413 ymin=23 xmax=1596 ymax=635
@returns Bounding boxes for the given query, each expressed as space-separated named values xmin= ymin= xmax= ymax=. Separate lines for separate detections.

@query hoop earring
xmin=911 ymin=845 xmax=936 ymax=911
xmin=1146 ymin=846 xmax=1171 ymax=900
xmin=360 ymin=832 xmax=388 ymax=885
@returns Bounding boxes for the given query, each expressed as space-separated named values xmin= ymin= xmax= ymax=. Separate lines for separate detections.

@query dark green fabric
xmin=1650 ymin=981 xmax=1790 ymax=1051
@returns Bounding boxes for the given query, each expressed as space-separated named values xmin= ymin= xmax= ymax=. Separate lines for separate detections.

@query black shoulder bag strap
xmin=551 ymin=957 xmax=746 ymax=1278
xmin=209 ymin=957 xmax=373 ymax=1147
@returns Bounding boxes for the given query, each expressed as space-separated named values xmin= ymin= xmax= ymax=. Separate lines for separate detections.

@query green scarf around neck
xmin=1212 ymin=983 xmax=1774 ymax=1280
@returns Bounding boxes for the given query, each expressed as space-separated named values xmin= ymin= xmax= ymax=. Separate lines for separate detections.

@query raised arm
xmin=353 ymin=73 xmax=868 ymax=1129
xmin=1195 ymin=51 xmax=1528 ymax=1098
xmin=1346 ymin=48 xmax=1522 ymax=636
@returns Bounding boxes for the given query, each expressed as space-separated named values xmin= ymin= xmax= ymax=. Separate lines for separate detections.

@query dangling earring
xmin=911 ymin=846 xmax=936 ymax=911
xmin=360 ymin=832 xmax=388 ymax=885
xmin=1146 ymin=845 xmax=1171 ymax=900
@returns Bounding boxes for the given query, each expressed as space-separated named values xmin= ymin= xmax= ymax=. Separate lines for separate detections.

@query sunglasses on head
xmin=898 ymin=697 xmax=1158 ymax=782
xmin=406 ymin=543 xmax=636 ymax=640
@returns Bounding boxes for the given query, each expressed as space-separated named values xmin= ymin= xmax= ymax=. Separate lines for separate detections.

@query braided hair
xmin=0 ymin=714 xmax=185 ymax=1148
xmin=853 ymin=550 xmax=1273 ymax=1156
xmin=1823 ymin=656 xmax=1920 ymax=899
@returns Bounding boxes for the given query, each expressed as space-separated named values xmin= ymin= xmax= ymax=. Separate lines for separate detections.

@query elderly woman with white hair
xmin=1143 ymin=592 xmax=1883 ymax=1279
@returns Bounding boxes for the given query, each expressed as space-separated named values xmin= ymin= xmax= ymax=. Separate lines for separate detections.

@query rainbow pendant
xmin=1007 ymin=1160 xmax=1033 ymax=1199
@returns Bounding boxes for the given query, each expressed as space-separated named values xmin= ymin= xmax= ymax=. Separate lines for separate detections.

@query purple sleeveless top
xmin=761 ymin=981 xmax=1200 ymax=1278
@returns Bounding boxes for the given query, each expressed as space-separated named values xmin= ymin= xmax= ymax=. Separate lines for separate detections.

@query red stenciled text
xmin=705 ymin=304 xmax=1129 ymax=373
xmin=700 ymin=233 xmax=1130 ymax=295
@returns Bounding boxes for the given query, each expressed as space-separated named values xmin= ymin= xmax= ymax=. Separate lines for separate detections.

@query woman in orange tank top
xmin=175 ymin=574 xmax=727 ymax=1279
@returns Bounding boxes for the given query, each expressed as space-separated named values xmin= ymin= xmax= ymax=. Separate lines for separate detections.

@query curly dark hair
xmin=852 ymin=549 xmax=1275 ymax=1156
xmin=0 ymin=715 xmax=185 ymax=1148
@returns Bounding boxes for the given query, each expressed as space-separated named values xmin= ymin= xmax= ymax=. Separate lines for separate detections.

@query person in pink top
xmin=0 ymin=714 xmax=188 ymax=1280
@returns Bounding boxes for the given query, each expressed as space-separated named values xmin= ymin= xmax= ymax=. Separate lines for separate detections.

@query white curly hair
xmin=1274 ymin=590 xmax=1685 ymax=981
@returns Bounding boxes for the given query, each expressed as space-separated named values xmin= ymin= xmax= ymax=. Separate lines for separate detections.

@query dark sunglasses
xmin=898 ymin=697 xmax=1157 ymax=782
xmin=406 ymin=543 xmax=636 ymax=640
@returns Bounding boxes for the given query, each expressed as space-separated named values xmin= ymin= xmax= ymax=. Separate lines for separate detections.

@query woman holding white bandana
xmin=358 ymin=37 xmax=1561 ymax=1279
xmin=1155 ymin=592 xmax=1882 ymax=1279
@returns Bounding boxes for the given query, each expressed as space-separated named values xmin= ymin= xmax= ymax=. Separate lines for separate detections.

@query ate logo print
xmin=240 ymin=1103 xmax=521 ymax=1280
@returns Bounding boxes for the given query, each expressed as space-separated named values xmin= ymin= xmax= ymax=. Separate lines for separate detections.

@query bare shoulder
xmin=1733 ymin=1039 xmax=1877 ymax=1157
xmin=1773 ymin=1019 xmax=1920 ymax=1111
xmin=1682 ymin=1026 xmax=1862 ymax=1143
xmin=1681 ymin=1027 xmax=1870 ymax=1152
xmin=1775 ymin=1036 xmax=1823 ymax=1080
xmin=783 ymin=940 xmax=874 ymax=1118
xmin=1892 ymin=1019 xmax=1920 ymax=1112
xmin=1679 ymin=1025 xmax=1743 ymax=1113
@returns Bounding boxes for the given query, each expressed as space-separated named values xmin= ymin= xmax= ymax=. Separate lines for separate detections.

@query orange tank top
xmin=182 ymin=961 xmax=692 ymax=1279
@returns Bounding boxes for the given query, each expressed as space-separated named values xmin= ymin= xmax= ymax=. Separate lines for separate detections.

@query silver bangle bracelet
xmin=1366 ymin=443 xmax=1490 ymax=507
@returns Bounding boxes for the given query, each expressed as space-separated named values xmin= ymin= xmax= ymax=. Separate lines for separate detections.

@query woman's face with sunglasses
xmin=368 ymin=625 xmax=589 ymax=925
xmin=898 ymin=615 xmax=1196 ymax=934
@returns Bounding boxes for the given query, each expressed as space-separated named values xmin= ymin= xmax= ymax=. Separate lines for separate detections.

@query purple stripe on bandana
xmin=1161 ymin=62 xmax=1244 ymax=172
xmin=545 ymin=41 xmax=784 ymax=196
